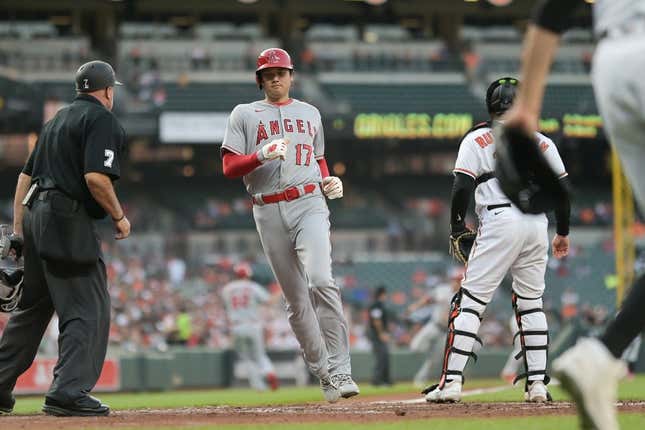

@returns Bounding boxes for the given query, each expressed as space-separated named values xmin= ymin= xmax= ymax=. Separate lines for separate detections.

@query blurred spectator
xmin=300 ymin=47 xmax=316 ymax=73
xmin=191 ymin=46 xmax=210 ymax=70
xmin=460 ymin=40 xmax=482 ymax=82
xmin=561 ymin=287 xmax=579 ymax=321
xmin=167 ymin=255 xmax=187 ymax=288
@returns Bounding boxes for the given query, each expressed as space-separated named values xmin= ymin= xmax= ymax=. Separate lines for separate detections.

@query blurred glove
xmin=9 ymin=234 xmax=23 ymax=260
xmin=322 ymin=176 xmax=343 ymax=199
xmin=259 ymin=138 xmax=289 ymax=162
xmin=0 ymin=233 xmax=22 ymax=260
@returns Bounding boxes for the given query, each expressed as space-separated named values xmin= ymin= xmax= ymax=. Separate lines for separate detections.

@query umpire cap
xmin=75 ymin=60 xmax=123 ymax=92
xmin=494 ymin=124 xmax=570 ymax=214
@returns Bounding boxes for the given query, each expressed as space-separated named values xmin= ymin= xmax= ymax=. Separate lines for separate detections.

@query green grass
xmin=466 ymin=375 xmax=645 ymax=402
xmin=81 ymin=414 xmax=645 ymax=430
xmin=12 ymin=382 xmax=420 ymax=414
xmin=9 ymin=376 xmax=645 ymax=430
xmin=12 ymin=379 xmax=516 ymax=414
xmin=11 ymin=376 xmax=645 ymax=413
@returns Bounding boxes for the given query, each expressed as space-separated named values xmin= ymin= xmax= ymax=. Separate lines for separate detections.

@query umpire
xmin=0 ymin=60 xmax=129 ymax=416
xmin=368 ymin=286 xmax=392 ymax=386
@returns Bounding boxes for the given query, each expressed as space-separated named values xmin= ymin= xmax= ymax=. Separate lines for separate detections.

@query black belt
xmin=36 ymin=190 xmax=80 ymax=212
xmin=487 ymin=203 xmax=511 ymax=211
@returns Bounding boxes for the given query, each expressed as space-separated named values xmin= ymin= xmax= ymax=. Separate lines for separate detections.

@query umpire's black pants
xmin=0 ymin=198 xmax=110 ymax=404
xmin=370 ymin=337 xmax=391 ymax=386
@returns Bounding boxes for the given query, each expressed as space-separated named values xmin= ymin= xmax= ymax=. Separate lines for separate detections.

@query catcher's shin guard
xmin=423 ymin=289 xmax=485 ymax=394
xmin=511 ymin=293 xmax=551 ymax=396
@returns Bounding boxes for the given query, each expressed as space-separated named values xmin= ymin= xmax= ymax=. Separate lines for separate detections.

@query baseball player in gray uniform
xmin=221 ymin=48 xmax=358 ymax=403
xmin=221 ymin=263 xmax=279 ymax=391
xmin=505 ymin=1 xmax=645 ymax=429
xmin=408 ymin=271 xmax=461 ymax=387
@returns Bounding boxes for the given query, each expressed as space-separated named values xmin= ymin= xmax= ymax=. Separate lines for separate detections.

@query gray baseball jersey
xmin=221 ymin=279 xmax=270 ymax=330
xmin=222 ymin=97 xmax=352 ymax=381
xmin=220 ymin=279 xmax=275 ymax=391
xmin=594 ymin=0 xmax=645 ymax=36
xmin=222 ymin=98 xmax=324 ymax=195
xmin=593 ymin=2 xmax=645 ymax=214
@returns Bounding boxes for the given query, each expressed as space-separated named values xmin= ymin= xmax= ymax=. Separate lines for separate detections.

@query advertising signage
xmin=354 ymin=113 xmax=472 ymax=140
xmin=350 ymin=113 xmax=604 ymax=140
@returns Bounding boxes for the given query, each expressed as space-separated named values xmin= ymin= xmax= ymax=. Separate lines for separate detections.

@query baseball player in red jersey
xmin=220 ymin=48 xmax=358 ymax=403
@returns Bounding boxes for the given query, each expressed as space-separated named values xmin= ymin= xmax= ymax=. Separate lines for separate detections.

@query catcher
xmin=424 ymin=77 xmax=571 ymax=403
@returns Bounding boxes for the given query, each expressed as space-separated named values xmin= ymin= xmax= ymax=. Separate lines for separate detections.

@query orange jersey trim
xmin=453 ymin=167 xmax=477 ymax=179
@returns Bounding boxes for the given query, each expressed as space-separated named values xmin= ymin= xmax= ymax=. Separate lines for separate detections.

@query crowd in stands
xmin=0 ymin=192 xmax=626 ymax=252
xmin=0 ymin=224 xmax=623 ymax=358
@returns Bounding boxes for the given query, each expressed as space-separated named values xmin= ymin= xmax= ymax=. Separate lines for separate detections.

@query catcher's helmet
xmin=75 ymin=60 xmax=123 ymax=93
xmin=486 ymin=77 xmax=518 ymax=116
xmin=234 ymin=262 xmax=253 ymax=279
xmin=255 ymin=48 xmax=293 ymax=89
xmin=494 ymin=124 xmax=570 ymax=214
xmin=0 ymin=258 xmax=23 ymax=313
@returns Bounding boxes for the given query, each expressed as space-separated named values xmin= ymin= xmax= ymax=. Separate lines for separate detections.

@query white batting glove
xmin=322 ymin=176 xmax=343 ymax=199
xmin=258 ymin=138 xmax=289 ymax=163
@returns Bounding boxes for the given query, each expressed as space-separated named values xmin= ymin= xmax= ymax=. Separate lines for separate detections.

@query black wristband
xmin=112 ymin=213 xmax=125 ymax=222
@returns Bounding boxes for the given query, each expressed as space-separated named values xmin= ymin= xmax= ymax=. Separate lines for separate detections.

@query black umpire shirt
xmin=23 ymin=94 xmax=125 ymax=219
xmin=368 ymin=300 xmax=389 ymax=340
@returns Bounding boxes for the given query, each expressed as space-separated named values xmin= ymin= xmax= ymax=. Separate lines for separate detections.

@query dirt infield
xmin=1 ymin=396 xmax=645 ymax=429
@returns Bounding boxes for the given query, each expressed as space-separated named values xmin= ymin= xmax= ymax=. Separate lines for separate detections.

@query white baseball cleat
xmin=319 ymin=376 xmax=341 ymax=403
xmin=331 ymin=374 xmax=360 ymax=399
xmin=424 ymin=380 xmax=462 ymax=403
xmin=525 ymin=380 xmax=549 ymax=402
xmin=553 ymin=338 xmax=627 ymax=430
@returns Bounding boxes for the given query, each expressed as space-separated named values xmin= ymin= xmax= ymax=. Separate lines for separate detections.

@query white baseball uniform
xmin=221 ymin=279 xmax=275 ymax=390
xmin=222 ymin=98 xmax=351 ymax=380
xmin=438 ymin=123 xmax=567 ymax=388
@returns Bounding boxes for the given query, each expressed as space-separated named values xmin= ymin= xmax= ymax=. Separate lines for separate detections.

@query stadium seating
xmin=163 ymin=82 xmax=267 ymax=111
xmin=322 ymin=83 xmax=482 ymax=114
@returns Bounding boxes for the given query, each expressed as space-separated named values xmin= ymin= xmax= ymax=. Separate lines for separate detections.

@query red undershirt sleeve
xmin=317 ymin=157 xmax=330 ymax=178
xmin=222 ymin=151 xmax=262 ymax=178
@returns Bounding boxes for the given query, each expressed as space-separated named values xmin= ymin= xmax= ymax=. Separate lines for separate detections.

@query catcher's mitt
xmin=449 ymin=229 xmax=476 ymax=264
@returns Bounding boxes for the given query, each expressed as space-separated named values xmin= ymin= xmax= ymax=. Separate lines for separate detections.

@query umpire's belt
xmin=35 ymin=190 xmax=81 ymax=212
xmin=252 ymin=183 xmax=319 ymax=206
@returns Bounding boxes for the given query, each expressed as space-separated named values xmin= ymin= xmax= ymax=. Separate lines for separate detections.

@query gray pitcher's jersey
xmin=594 ymin=0 xmax=645 ymax=36
xmin=429 ymin=283 xmax=454 ymax=324
xmin=222 ymin=98 xmax=325 ymax=195
xmin=221 ymin=279 xmax=271 ymax=328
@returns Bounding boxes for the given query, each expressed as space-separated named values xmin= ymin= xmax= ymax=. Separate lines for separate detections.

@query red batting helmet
xmin=234 ymin=263 xmax=253 ymax=279
xmin=255 ymin=48 xmax=293 ymax=88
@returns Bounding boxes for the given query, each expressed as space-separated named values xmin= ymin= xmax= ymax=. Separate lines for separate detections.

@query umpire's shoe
xmin=553 ymin=338 xmax=626 ymax=430
xmin=43 ymin=395 xmax=110 ymax=417
xmin=0 ymin=392 xmax=15 ymax=414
